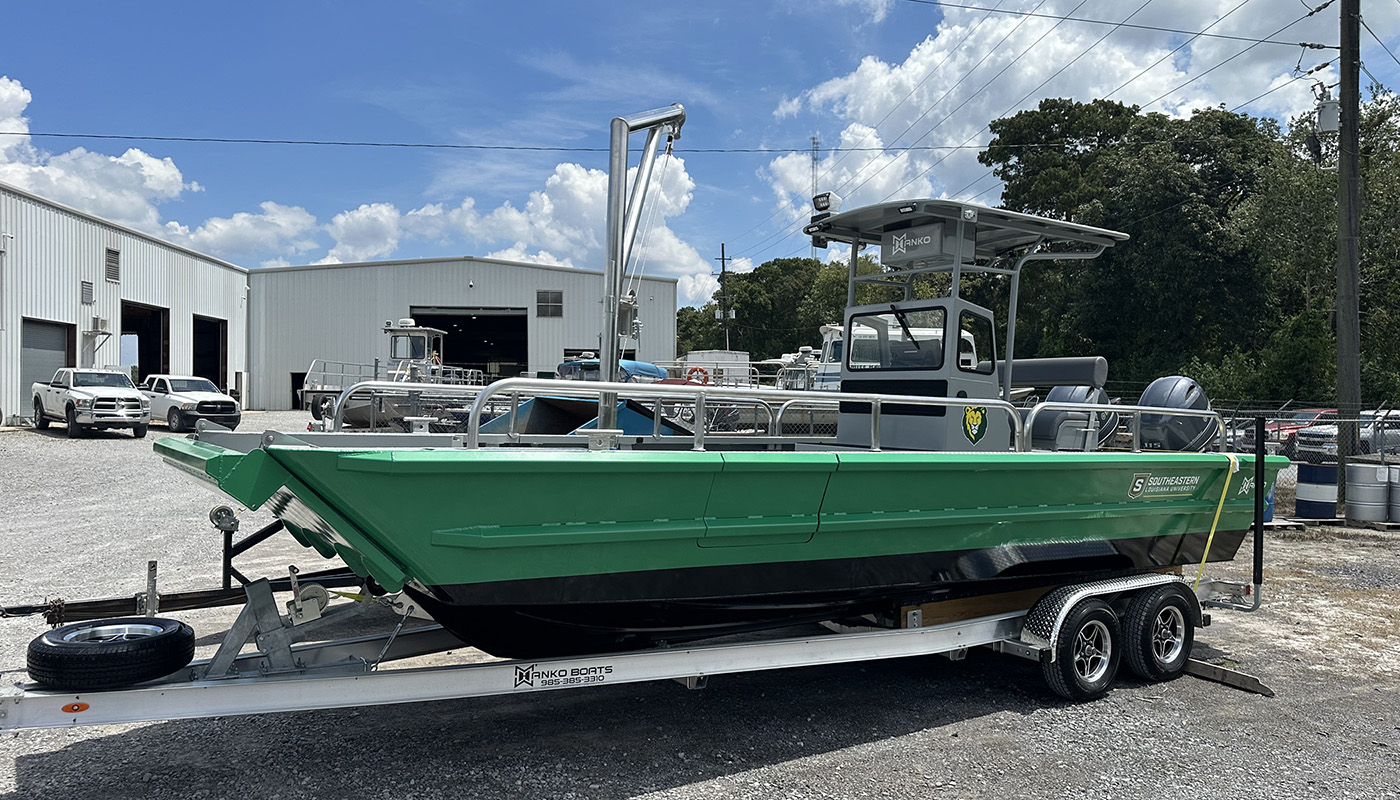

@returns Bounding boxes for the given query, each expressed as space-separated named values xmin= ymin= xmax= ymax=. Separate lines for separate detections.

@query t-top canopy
xmin=804 ymin=199 xmax=1128 ymax=271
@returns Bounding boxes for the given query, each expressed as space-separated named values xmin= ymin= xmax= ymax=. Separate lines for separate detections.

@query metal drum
xmin=1295 ymin=462 xmax=1339 ymax=519
xmin=1344 ymin=463 xmax=1389 ymax=522
xmin=1390 ymin=465 xmax=1400 ymax=522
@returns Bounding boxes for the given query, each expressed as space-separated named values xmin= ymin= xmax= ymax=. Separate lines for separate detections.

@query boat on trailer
xmin=153 ymin=180 xmax=1285 ymax=659
xmin=2 ymin=106 xmax=1288 ymax=724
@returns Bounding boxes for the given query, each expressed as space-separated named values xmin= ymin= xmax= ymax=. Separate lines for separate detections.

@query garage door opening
xmin=193 ymin=315 xmax=229 ymax=390
xmin=409 ymin=307 xmax=527 ymax=381
xmin=120 ymin=301 xmax=170 ymax=384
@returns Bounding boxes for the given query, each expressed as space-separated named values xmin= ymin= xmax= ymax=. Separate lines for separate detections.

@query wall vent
xmin=81 ymin=280 xmax=95 ymax=304
xmin=105 ymin=248 xmax=120 ymax=282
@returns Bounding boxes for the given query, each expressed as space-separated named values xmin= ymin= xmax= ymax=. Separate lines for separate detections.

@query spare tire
xmin=27 ymin=617 xmax=195 ymax=691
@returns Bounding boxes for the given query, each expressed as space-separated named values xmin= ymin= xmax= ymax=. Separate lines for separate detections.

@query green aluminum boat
xmin=153 ymin=110 xmax=1285 ymax=658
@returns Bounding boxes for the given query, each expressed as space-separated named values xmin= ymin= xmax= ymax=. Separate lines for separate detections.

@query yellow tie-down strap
xmin=1194 ymin=453 xmax=1240 ymax=590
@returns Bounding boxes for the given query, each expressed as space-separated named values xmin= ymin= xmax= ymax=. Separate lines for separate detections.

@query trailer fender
xmin=1020 ymin=573 xmax=1194 ymax=662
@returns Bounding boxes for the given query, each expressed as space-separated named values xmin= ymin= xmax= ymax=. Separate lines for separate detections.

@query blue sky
xmin=2 ymin=0 xmax=1396 ymax=306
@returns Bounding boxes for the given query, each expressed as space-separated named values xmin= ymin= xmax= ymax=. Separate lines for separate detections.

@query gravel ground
xmin=1 ymin=413 xmax=1398 ymax=800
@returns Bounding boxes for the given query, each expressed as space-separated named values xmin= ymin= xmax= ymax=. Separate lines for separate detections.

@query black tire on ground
xmin=309 ymin=397 xmax=324 ymax=421
xmin=1123 ymin=584 xmax=1195 ymax=681
xmin=65 ymin=405 xmax=82 ymax=438
xmin=33 ymin=399 xmax=49 ymax=430
xmin=167 ymin=407 xmax=184 ymax=432
xmin=132 ymin=423 xmax=148 ymax=438
xmin=1042 ymin=598 xmax=1122 ymax=701
xmin=27 ymin=617 xmax=196 ymax=691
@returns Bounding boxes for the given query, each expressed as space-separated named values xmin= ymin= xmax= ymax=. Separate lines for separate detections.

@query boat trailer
xmin=0 ymin=423 xmax=1275 ymax=731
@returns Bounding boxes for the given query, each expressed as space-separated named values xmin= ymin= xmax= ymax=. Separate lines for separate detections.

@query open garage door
xmin=21 ymin=319 xmax=75 ymax=407
xmin=120 ymin=301 xmax=169 ymax=384
xmin=410 ymin=307 xmax=527 ymax=381
xmin=193 ymin=315 xmax=228 ymax=390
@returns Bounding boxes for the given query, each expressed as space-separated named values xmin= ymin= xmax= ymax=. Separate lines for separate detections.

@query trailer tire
xmin=1123 ymin=584 xmax=1194 ymax=681
xmin=33 ymin=399 xmax=49 ymax=430
xmin=1042 ymin=598 xmax=1121 ymax=701
xmin=27 ymin=617 xmax=196 ymax=691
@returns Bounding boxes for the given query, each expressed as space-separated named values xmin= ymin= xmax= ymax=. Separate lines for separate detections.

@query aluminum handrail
xmin=1022 ymin=402 xmax=1226 ymax=453
xmin=330 ymin=380 xmax=489 ymax=430
xmin=463 ymin=378 xmax=1024 ymax=451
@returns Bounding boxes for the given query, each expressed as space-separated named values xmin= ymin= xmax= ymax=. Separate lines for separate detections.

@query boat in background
xmin=300 ymin=318 xmax=484 ymax=429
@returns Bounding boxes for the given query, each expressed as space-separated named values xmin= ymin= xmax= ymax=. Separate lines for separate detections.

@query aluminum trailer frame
xmin=2 ymin=573 xmax=1198 ymax=731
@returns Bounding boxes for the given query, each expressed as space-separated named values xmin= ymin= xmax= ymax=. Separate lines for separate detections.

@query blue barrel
xmin=1264 ymin=483 xmax=1275 ymax=522
xmin=1296 ymin=462 xmax=1339 ymax=518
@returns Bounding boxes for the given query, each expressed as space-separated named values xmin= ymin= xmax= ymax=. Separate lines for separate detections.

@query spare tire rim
xmin=1073 ymin=619 xmax=1112 ymax=683
xmin=63 ymin=623 xmax=167 ymax=644
xmin=1152 ymin=606 xmax=1186 ymax=664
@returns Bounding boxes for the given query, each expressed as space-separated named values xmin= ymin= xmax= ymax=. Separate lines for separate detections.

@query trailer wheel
xmin=33 ymin=399 xmax=49 ymax=430
xmin=27 ymin=617 xmax=196 ymax=691
xmin=1043 ymin=598 xmax=1121 ymax=701
xmin=1123 ymin=585 xmax=1194 ymax=681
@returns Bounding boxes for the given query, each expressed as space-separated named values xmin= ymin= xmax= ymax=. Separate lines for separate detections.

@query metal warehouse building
xmin=248 ymin=258 xmax=676 ymax=411
xmin=0 ymin=181 xmax=678 ymax=422
xmin=0 ymin=182 xmax=250 ymax=426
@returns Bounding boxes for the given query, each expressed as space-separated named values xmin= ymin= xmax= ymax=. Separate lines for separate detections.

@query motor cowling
xmin=1136 ymin=376 xmax=1217 ymax=452
xmin=1031 ymin=385 xmax=1119 ymax=451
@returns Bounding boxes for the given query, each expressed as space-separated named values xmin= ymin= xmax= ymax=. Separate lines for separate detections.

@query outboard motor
xmin=1030 ymin=385 xmax=1120 ymax=451
xmin=1136 ymin=375 xmax=1217 ymax=452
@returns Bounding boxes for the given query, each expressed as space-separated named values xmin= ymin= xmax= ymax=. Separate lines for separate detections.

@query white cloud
xmin=767 ymin=0 xmax=1358 ymax=210
xmin=832 ymin=0 xmax=894 ymax=24
xmin=165 ymin=201 xmax=319 ymax=261
xmin=322 ymin=202 xmax=402 ymax=263
xmin=486 ymin=243 xmax=574 ymax=266
xmin=677 ymin=273 xmax=719 ymax=307
xmin=0 ymin=76 xmax=198 ymax=233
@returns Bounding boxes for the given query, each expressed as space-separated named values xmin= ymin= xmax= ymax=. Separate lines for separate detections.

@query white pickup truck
xmin=138 ymin=374 xmax=241 ymax=432
xmin=31 ymin=368 xmax=150 ymax=438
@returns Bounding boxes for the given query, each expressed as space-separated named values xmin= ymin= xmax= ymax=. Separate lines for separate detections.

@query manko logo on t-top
xmin=881 ymin=223 xmax=944 ymax=263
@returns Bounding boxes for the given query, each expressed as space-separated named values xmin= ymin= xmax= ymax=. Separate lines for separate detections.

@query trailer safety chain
xmin=1194 ymin=453 xmax=1240 ymax=591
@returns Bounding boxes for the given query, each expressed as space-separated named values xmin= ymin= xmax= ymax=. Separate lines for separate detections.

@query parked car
xmin=31 ymin=368 xmax=150 ymax=438
xmin=1237 ymin=408 xmax=1336 ymax=458
xmin=1295 ymin=409 xmax=1400 ymax=462
xmin=139 ymin=374 xmax=241 ymax=432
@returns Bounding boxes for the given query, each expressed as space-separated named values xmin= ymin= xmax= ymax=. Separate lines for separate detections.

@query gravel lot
xmin=2 ymin=413 xmax=1397 ymax=799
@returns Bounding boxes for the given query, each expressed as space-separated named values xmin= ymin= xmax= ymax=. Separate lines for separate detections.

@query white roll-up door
xmin=21 ymin=320 xmax=72 ymax=404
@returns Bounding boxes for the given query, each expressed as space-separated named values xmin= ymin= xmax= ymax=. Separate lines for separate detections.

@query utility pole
xmin=1336 ymin=0 xmax=1361 ymax=504
xmin=715 ymin=243 xmax=732 ymax=350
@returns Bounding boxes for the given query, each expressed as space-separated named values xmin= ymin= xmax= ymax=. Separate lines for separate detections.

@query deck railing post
xmin=870 ymin=399 xmax=883 ymax=451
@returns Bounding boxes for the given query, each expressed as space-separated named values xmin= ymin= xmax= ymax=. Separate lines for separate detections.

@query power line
xmin=823 ymin=0 xmax=1074 ymax=220
xmin=885 ymin=0 xmax=1155 ymax=203
xmin=0 ymin=132 xmax=613 ymax=152
xmin=897 ymin=0 xmax=1336 ymax=49
xmin=733 ymin=0 xmax=1054 ymax=262
xmin=1360 ymin=17 xmax=1400 ymax=69
xmin=1103 ymin=0 xmax=1253 ymax=100
xmin=1141 ymin=8 xmax=1331 ymax=110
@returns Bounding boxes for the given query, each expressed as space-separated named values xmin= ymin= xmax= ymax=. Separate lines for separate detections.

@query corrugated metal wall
xmin=0 ymin=183 xmax=249 ymax=424
xmin=248 ymin=257 xmax=677 ymax=410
